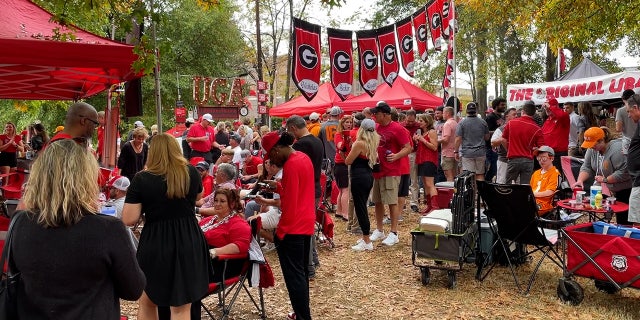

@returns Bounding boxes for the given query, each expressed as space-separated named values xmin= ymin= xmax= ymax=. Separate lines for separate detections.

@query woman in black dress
xmin=123 ymin=133 xmax=211 ymax=320
xmin=117 ymin=127 xmax=149 ymax=181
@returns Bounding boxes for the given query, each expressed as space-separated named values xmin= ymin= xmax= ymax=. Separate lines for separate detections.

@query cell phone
xmin=245 ymin=194 xmax=257 ymax=199
xmin=416 ymin=129 xmax=422 ymax=136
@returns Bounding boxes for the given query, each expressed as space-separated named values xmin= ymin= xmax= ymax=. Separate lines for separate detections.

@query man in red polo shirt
xmin=502 ymin=100 xmax=544 ymax=184
xmin=186 ymin=113 xmax=216 ymax=163
xmin=541 ymin=97 xmax=570 ymax=172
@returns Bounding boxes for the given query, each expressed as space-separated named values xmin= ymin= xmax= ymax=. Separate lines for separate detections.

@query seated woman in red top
xmin=199 ymin=187 xmax=251 ymax=282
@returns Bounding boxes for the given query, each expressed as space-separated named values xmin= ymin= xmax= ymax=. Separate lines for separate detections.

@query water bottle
xmin=590 ymin=181 xmax=601 ymax=207
xmin=559 ymin=209 xmax=569 ymax=221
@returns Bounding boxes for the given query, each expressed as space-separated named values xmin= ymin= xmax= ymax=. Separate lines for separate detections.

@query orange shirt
xmin=529 ymin=166 xmax=560 ymax=214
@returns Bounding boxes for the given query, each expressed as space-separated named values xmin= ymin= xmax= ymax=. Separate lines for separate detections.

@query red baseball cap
xmin=261 ymin=132 xmax=280 ymax=161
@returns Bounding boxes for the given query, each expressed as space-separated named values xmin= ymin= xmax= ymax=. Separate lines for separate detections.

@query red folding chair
xmin=201 ymin=217 xmax=269 ymax=320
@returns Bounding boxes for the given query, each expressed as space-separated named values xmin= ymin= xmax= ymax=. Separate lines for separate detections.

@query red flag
xmin=376 ymin=24 xmax=399 ymax=86
xmin=427 ymin=0 xmax=444 ymax=51
xmin=395 ymin=17 xmax=415 ymax=77
xmin=441 ymin=0 xmax=452 ymax=40
xmin=442 ymin=43 xmax=454 ymax=89
xmin=327 ymin=28 xmax=354 ymax=101
xmin=292 ymin=18 xmax=321 ymax=101
xmin=412 ymin=7 xmax=429 ymax=62
xmin=356 ymin=29 xmax=379 ymax=97
xmin=559 ymin=48 xmax=566 ymax=73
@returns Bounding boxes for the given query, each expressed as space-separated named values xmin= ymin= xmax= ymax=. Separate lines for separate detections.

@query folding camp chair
xmin=202 ymin=217 xmax=268 ymax=320
xmin=475 ymin=181 xmax=573 ymax=294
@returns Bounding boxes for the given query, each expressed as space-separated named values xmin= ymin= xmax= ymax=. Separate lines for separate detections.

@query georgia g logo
xmin=362 ymin=50 xmax=377 ymax=70
xmin=298 ymin=44 xmax=318 ymax=69
xmin=401 ymin=35 xmax=412 ymax=53
xmin=611 ymin=255 xmax=628 ymax=272
xmin=431 ymin=13 xmax=442 ymax=29
xmin=383 ymin=45 xmax=396 ymax=64
xmin=417 ymin=25 xmax=427 ymax=42
xmin=333 ymin=51 xmax=350 ymax=73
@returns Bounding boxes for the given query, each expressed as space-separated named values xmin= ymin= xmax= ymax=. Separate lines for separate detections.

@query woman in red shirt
xmin=334 ymin=115 xmax=353 ymax=220
xmin=413 ymin=114 xmax=439 ymax=214
xmin=0 ymin=122 xmax=25 ymax=178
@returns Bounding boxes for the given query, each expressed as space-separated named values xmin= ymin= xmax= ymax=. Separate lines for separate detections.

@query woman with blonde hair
xmin=123 ymin=133 xmax=211 ymax=320
xmin=0 ymin=122 xmax=25 ymax=177
xmin=12 ymin=139 xmax=145 ymax=319
xmin=345 ymin=119 xmax=380 ymax=251
xmin=118 ymin=126 xmax=149 ymax=181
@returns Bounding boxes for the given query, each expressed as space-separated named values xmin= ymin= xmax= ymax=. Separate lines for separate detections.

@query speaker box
xmin=124 ymin=78 xmax=143 ymax=117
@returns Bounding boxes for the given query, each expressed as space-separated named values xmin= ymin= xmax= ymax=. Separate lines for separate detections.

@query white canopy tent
xmin=506 ymin=71 xmax=640 ymax=107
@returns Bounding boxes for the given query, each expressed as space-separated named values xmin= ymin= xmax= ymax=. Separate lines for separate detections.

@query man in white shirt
xmin=564 ymin=102 xmax=584 ymax=157
xmin=107 ymin=176 xmax=130 ymax=219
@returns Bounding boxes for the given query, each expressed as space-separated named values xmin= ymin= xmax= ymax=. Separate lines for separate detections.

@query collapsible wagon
xmin=411 ymin=171 xmax=476 ymax=289
xmin=558 ymin=222 xmax=640 ymax=305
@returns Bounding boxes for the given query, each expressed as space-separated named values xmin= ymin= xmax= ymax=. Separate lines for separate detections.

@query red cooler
xmin=435 ymin=181 xmax=454 ymax=209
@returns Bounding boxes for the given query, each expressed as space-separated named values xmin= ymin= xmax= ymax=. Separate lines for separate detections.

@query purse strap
xmin=0 ymin=210 xmax=25 ymax=277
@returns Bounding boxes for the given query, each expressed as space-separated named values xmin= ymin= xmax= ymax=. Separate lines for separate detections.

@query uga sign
xmin=507 ymin=71 xmax=640 ymax=106
xmin=192 ymin=77 xmax=245 ymax=107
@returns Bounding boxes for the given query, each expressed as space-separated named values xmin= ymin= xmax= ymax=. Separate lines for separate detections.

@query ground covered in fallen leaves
xmin=121 ymin=207 xmax=640 ymax=320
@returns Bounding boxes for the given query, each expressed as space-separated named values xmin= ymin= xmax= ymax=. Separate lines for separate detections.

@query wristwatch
xmin=209 ymin=248 xmax=217 ymax=259
xmin=603 ymin=176 xmax=608 ymax=184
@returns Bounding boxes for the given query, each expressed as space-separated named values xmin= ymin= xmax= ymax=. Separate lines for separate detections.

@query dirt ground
xmin=121 ymin=207 xmax=640 ymax=320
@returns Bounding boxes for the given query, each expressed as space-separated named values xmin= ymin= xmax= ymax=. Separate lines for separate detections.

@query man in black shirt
xmin=485 ymin=98 xmax=506 ymax=183
xmin=285 ymin=115 xmax=324 ymax=278
xmin=624 ymin=94 xmax=640 ymax=226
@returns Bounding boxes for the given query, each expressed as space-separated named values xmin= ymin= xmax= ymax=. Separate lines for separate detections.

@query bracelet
xmin=195 ymin=207 xmax=200 ymax=214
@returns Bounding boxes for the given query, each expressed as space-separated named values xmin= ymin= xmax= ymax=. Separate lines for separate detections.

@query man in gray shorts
xmin=454 ymin=103 xmax=489 ymax=181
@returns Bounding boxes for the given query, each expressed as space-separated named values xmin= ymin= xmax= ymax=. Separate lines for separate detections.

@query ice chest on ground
xmin=419 ymin=209 xmax=452 ymax=233
xmin=592 ymin=221 xmax=640 ymax=239
xmin=435 ymin=181 xmax=454 ymax=209
xmin=478 ymin=214 xmax=497 ymax=264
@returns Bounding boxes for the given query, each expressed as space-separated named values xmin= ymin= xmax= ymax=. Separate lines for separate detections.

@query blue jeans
xmin=485 ymin=149 xmax=498 ymax=182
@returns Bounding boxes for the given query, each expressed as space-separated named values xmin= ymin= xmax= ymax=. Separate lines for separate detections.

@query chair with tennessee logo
xmin=201 ymin=216 xmax=271 ymax=319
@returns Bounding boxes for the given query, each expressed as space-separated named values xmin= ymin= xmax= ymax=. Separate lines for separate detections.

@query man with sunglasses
xmin=49 ymin=102 xmax=99 ymax=145
xmin=529 ymin=146 xmax=560 ymax=216
xmin=625 ymin=94 xmax=640 ymax=226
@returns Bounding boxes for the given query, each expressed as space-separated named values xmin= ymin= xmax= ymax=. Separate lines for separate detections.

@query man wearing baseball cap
xmin=529 ymin=146 xmax=560 ymax=215
xmin=307 ymin=112 xmax=321 ymax=137
xmin=369 ymin=101 xmax=413 ymax=246
xmin=186 ymin=114 xmax=218 ymax=163
xmin=575 ymin=126 xmax=632 ymax=224
xmin=106 ymin=176 xmax=130 ymax=219
xmin=541 ymin=97 xmax=570 ymax=172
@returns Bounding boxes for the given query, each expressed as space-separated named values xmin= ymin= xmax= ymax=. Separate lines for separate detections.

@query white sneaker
xmin=382 ymin=232 xmax=399 ymax=246
xmin=262 ymin=241 xmax=276 ymax=252
xmin=370 ymin=229 xmax=386 ymax=241
xmin=351 ymin=239 xmax=373 ymax=251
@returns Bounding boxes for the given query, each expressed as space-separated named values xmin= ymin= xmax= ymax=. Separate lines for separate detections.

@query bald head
xmin=65 ymin=102 xmax=99 ymax=138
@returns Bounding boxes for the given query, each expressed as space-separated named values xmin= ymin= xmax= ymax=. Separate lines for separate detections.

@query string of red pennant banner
xmin=291 ymin=0 xmax=456 ymax=103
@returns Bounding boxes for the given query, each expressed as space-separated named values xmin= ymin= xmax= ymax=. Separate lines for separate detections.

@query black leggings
xmin=351 ymin=166 xmax=374 ymax=236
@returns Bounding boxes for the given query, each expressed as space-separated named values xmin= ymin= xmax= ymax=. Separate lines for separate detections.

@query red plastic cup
xmin=573 ymin=186 xmax=583 ymax=199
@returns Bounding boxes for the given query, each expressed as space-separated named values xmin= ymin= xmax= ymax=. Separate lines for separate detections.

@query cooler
xmin=435 ymin=181 xmax=454 ymax=209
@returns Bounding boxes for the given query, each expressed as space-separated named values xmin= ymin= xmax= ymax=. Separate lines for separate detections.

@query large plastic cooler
xmin=435 ymin=181 xmax=454 ymax=209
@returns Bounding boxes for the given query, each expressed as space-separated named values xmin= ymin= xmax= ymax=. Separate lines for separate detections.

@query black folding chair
xmin=475 ymin=181 xmax=572 ymax=294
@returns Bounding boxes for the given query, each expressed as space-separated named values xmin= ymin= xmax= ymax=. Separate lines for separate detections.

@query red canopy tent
xmin=269 ymin=83 xmax=350 ymax=117
xmin=0 ymin=0 xmax=140 ymax=100
xmin=339 ymin=77 xmax=442 ymax=112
